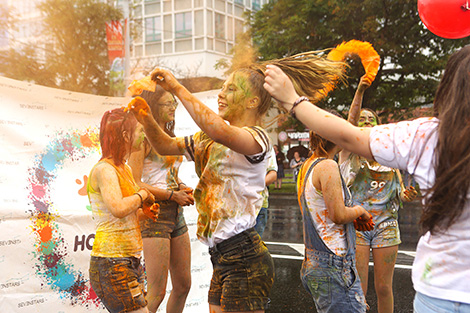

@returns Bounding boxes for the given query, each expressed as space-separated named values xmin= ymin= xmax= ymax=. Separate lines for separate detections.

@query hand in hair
xmin=150 ymin=68 xmax=181 ymax=94
xmin=264 ymin=65 xmax=300 ymax=111
xmin=353 ymin=212 xmax=375 ymax=231
xmin=126 ymin=96 xmax=150 ymax=124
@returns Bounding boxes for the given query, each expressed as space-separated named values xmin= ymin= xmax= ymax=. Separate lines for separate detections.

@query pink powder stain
xmin=32 ymin=183 xmax=46 ymax=199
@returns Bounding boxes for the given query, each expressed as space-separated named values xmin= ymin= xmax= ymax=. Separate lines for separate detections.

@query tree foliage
xmin=250 ymin=0 xmax=469 ymax=122
xmin=0 ymin=0 xmax=122 ymax=96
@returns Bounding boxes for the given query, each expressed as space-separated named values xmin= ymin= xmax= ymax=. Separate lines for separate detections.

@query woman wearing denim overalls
xmin=297 ymin=127 xmax=373 ymax=313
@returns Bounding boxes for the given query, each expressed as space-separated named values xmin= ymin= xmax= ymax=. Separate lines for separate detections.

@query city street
xmin=263 ymin=193 xmax=420 ymax=313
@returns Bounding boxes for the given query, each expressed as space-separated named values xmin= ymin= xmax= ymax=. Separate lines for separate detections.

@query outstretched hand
xmin=125 ymin=96 xmax=151 ymax=124
xmin=354 ymin=211 xmax=375 ymax=232
xmin=263 ymin=65 xmax=299 ymax=110
xmin=150 ymin=68 xmax=181 ymax=93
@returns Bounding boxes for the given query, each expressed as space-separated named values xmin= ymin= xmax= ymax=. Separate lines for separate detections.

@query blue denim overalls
xmin=298 ymin=158 xmax=366 ymax=313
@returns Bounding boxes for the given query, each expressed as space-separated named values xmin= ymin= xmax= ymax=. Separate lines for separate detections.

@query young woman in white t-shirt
xmin=264 ymin=46 xmax=470 ymax=313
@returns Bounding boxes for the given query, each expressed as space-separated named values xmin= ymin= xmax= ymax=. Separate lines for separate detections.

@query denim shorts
xmin=301 ymin=249 xmax=366 ymax=313
xmin=140 ymin=200 xmax=188 ymax=239
xmin=356 ymin=218 xmax=401 ymax=248
xmin=89 ymin=256 xmax=147 ymax=313
xmin=208 ymin=227 xmax=275 ymax=312
xmin=414 ymin=292 xmax=470 ymax=313
xmin=254 ymin=207 xmax=268 ymax=237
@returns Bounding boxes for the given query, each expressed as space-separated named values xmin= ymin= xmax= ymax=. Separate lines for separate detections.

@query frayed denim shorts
xmin=356 ymin=218 xmax=401 ymax=248
xmin=140 ymin=201 xmax=187 ymax=239
xmin=208 ymin=227 xmax=275 ymax=312
xmin=89 ymin=256 xmax=147 ymax=313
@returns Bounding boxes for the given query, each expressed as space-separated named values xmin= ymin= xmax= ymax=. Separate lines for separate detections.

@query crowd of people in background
xmin=87 ymin=45 xmax=470 ymax=313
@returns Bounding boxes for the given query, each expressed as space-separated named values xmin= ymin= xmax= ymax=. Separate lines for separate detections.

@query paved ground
xmin=263 ymin=193 xmax=420 ymax=313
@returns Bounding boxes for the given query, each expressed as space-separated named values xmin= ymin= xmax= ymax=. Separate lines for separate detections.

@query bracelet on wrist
xmin=134 ymin=192 xmax=143 ymax=208
xmin=168 ymin=190 xmax=174 ymax=200
xmin=289 ymin=96 xmax=310 ymax=119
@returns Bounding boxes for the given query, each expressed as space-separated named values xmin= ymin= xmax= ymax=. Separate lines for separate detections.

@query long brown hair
xmin=99 ymin=108 xmax=138 ymax=166
xmin=423 ymin=46 xmax=470 ymax=234
xmin=140 ymin=86 xmax=176 ymax=137
xmin=256 ymin=50 xmax=347 ymax=102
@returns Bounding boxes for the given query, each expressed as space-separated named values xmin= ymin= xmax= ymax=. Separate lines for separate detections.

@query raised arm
xmin=150 ymin=68 xmax=264 ymax=155
xmin=264 ymin=65 xmax=373 ymax=160
xmin=126 ymin=97 xmax=184 ymax=156
xmin=339 ymin=76 xmax=370 ymax=163
xmin=348 ymin=76 xmax=370 ymax=125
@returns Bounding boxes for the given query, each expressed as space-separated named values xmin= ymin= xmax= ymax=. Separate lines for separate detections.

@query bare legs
xmin=209 ymin=304 xmax=264 ymax=313
xmin=167 ymin=234 xmax=191 ymax=312
xmin=356 ymin=244 xmax=398 ymax=313
xmin=143 ymin=233 xmax=191 ymax=313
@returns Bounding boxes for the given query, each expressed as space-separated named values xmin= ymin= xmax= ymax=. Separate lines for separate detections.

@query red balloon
xmin=418 ymin=0 xmax=470 ymax=39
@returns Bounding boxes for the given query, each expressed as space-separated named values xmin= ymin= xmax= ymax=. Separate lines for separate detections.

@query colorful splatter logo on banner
xmin=27 ymin=128 xmax=102 ymax=308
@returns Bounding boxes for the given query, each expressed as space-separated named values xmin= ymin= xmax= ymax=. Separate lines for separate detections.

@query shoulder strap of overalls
xmin=298 ymin=157 xmax=355 ymax=255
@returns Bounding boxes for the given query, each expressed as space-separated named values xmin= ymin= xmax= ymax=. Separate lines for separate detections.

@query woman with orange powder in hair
xmin=87 ymin=108 xmax=158 ymax=313
xmin=128 ymin=87 xmax=194 ymax=313
xmin=297 ymin=120 xmax=373 ymax=313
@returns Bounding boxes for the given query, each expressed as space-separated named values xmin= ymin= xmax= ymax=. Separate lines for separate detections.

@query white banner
xmin=0 ymin=76 xmax=218 ymax=312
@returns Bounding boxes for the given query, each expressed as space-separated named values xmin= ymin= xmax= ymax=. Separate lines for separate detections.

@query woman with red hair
xmin=88 ymin=108 xmax=157 ymax=313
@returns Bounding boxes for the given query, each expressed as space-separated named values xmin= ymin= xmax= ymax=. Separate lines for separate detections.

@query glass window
xmin=145 ymin=16 xmax=162 ymax=42
xmin=234 ymin=0 xmax=244 ymax=6
xmin=215 ymin=13 xmax=225 ymax=39
xmin=175 ymin=12 xmax=192 ymax=38
xmin=252 ymin=0 xmax=260 ymax=10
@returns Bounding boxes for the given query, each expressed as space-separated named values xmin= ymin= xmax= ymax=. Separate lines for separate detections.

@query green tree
xmin=250 ymin=0 xmax=469 ymax=122
xmin=0 ymin=0 xmax=122 ymax=96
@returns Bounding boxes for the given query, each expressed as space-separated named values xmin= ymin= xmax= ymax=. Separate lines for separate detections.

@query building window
xmin=234 ymin=0 xmax=244 ymax=5
xmin=215 ymin=13 xmax=225 ymax=39
xmin=175 ymin=12 xmax=192 ymax=38
xmin=252 ymin=0 xmax=260 ymax=10
xmin=145 ymin=16 xmax=162 ymax=42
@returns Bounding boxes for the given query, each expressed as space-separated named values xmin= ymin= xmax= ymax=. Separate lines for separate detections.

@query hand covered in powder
xmin=141 ymin=189 xmax=159 ymax=222
xmin=125 ymin=96 xmax=150 ymax=124
xmin=354 ymin=211 xmax=374 ymax=232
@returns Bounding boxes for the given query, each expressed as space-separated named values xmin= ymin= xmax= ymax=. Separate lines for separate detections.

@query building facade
xmin=117 ymin=0 xmax=269 ymax=79
xmin=1 ymin=0 xmax=269 ymax=79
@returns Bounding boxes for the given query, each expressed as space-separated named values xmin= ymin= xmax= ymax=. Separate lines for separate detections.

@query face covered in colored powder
xmin=131 ymin=123 xmax=145 ymax=152
xmin=358 ymin=110 xmax=377 ymax=128
xmin=157 ymin=92 xmax=178 ymax=124
xmin=217 ymin=71 xmax=254 ymax=122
